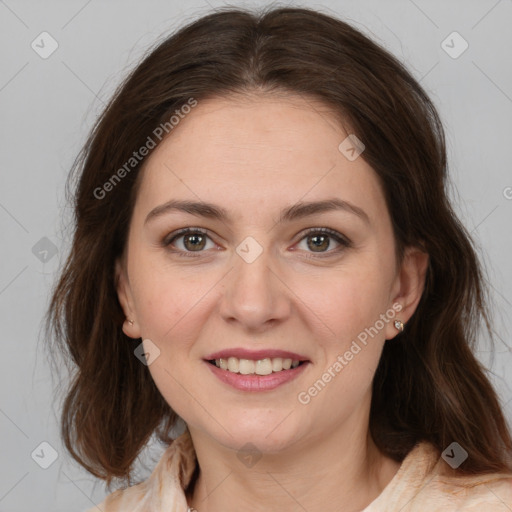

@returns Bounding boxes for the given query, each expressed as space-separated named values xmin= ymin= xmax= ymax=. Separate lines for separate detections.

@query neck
xmin=186 ymin=404 xmax=400 ymax=512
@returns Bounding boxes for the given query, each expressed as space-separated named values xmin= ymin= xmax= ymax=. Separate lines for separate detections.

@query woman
xmin=46 ymin=6 xmax=512 ymax=511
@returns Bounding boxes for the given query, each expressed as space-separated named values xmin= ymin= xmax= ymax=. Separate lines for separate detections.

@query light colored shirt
xmin=86 ymin=430 xmax=512 ymax=511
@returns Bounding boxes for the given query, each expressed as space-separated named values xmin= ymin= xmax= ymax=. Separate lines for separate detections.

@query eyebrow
xmin=144 ymin=198 xmax=370 ymax=226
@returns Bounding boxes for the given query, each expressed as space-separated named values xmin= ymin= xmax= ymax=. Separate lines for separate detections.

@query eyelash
xmin=163 ymin=227 xmax=352 ymax=259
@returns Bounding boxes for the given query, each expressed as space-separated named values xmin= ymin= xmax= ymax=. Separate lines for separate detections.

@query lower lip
xmin=205 ymin=361 xmax=309 ymax=391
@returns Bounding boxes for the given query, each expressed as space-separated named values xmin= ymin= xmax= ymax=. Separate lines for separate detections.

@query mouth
xmin=203 ymin=352 xmax=311 ymax=391
xmin=206 ymin=357 xmax=308 ymax=376
xmin=203 ymin=348 xmax=311 ymax=391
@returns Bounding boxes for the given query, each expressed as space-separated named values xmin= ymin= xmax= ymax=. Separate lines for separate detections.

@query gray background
xmin=1 ymin=0 xmax=511 ymax=511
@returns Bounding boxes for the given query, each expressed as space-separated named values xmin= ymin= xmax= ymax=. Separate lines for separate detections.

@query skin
xmin=116 ymin=93 xmax=429 ymax=512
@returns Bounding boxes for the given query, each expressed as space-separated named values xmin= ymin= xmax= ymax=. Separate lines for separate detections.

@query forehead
xmin=133 ymin=94 xmax=387 ymax=226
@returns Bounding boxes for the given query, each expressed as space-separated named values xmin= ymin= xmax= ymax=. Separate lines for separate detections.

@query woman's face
xmin=116 ymin=93 xmax=427 ymax=453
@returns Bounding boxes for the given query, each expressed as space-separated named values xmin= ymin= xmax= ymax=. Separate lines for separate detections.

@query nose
xmin=218 ymin=244 xmax=291 ymax=333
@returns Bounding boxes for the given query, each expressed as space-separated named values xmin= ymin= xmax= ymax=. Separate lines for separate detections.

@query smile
xmin=208 ymin=356 xmax=304 ymax=375
xmin=205 ymin=358 xmax=310 ymax=391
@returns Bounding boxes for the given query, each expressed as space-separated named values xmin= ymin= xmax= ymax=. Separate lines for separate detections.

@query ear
xmin=385 ymin=246 xmax=429 ymax=341
xmin=115 ymin=258 xmax=141 ymax=339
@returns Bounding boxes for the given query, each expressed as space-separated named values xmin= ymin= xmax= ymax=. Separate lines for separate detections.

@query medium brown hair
xmin=45 ymin=6 xmax=512 ymax=487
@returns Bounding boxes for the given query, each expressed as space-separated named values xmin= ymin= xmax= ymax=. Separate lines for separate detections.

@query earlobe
xmin=386 ymin=246 xmax=429 ymax=340
xmin=115 ymin=258 xmax=141 ymax=339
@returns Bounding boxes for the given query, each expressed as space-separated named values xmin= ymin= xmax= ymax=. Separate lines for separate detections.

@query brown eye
xmin=307 ymin=233 xmax=331 ymax=252
xmin=182 ymin=233 xmax=207 ymax=251
xmin=164 ymin=228 xmax=215 ymax=255
xmin=296 ymin=228 xmax=351 ymax=256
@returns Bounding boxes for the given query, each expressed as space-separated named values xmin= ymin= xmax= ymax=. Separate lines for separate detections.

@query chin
xmin=207 ymin=414 xmax=304 ymax=454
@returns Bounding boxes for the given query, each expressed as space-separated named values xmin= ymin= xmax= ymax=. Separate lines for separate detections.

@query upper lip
xmin=205 ymin=348 xmax=309 ymax=361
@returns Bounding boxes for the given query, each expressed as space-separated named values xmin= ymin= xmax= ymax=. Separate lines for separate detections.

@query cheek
xmin=291 ymin=265 xmax=391 ymax=400
xmin=129 ymin=263 xmax=216 ymax=420
xmin=130 ymin=253 xmax=215 ymax=341
xmin=292 ymin=263 xmax=392 ymax=343
xmin=295 ymin=277 xmax=388 ymax=421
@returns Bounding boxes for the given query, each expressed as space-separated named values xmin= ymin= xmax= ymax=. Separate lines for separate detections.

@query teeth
xmin=272 ymin=358 xmax=283 ymax=371
xmin=227 ymin=357 xmax=239 ymax=373
xmin=255 ymin=359 xmax=273 ymax=375
xmin=239 ymin=359 xmax=255 ymax=374
xmin=213 ymin=356 xmax=303 ymax=375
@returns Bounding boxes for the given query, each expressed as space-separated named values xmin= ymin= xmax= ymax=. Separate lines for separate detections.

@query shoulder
xmin=429 ymin=467 xmax=512 ymax=510
xmin=421 ymin=471 xmax=512 ymax=510
xmin=84 ymin=430 xmax=197 ymax=512
xmin=366 ymin=441 xmax=512 ymax=511
xmin=84 ymin=484 xmax=144 ymax=512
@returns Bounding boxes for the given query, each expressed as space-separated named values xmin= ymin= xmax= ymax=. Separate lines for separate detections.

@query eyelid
xmin=297 ymin=227 xmax=351 ymax=246
xmin=163 ymin=226 xmax=352 ymax=256
xmin=163 ymin=226 xmax=210 ymax=246
xmin=293 ymin=227 xmax=352 ymax=259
